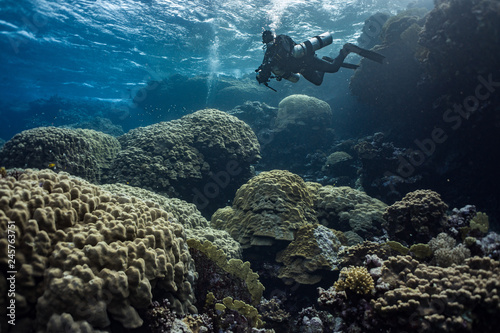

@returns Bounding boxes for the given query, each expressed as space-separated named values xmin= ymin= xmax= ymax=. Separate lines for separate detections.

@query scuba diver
xmin=256 ymin=30 xmax=385 ymax=90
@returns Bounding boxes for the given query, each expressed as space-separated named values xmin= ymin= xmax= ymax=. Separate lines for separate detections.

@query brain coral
xmin=109 ymin=109 xmax=260 ymax=215
xmin=373 ymin=255 xmax=500 ymax=332
xmin=211 ymin=170 xmax=318 ymax=249
xmin=0 ymin=127 xmax=120 ymax=183
xmin=383 ymin=189 xmax=448 ymax=244
xmin=274 ymin=94 xmax=332 ymax=130
xmin=313 ymin=185 xmax=387 ymax=241
xmin=0 ymin=169 xmax=196 ymax=331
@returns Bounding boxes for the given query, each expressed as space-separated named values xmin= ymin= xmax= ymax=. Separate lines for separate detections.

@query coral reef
xmin=258 ymin=297 xmax=291 ymax=331
xmin=293 ymin=306 xmax=339 ymax=333
xmin=372 ymin=255 xmax=500 ymax=332
xmin=321 ymin=151 xmax=356 ymax=180
xmin=275 ymin=224 xmax=342 ymax=285
xmin=187 ymin=239 xmax=264 ymax=307
xmin=446 ymin=205 xmax=477 ymax=239
xmin=0 ymin=127 xmax=120 ymax=183
xmin=419 ymin=0 xmax=500 ymax=91
xmin=0 ymin=169 xmax=196 ymax=331
xmin=338 ymin=241 xmax=394 ymax=268
xmin=469 ymin=212 xmax=489 ymax=235
xmin=428 ymin=233 xmax=471 ymax=267
xmin=101 ymin=183 xmax=242 ymax=259
xmin=110 ymin=108 xmax=260 ymax=216
xmin=313 ymin=185 xmax=387 ymax=240
xmin=256 ymin=95 xmax=336 ymax=174
xmin=317 ymin=282 xmax=379 ymax=332
xmin=211 ymin=170 xmax=317 ymax=249
xmin=477 ymin=232 xmax=500 ymax=259
xmin=383 ymin=189 xmax=448 ymax=243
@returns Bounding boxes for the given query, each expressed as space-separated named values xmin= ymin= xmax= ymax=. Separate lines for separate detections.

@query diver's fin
xmin=344 ymin=43 xmax=385 ymax=64
xmin=341 ymin=62 xmax=359 ymax=70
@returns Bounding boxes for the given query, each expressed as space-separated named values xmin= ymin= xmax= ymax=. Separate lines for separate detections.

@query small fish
xmin=48 ymin=163 xmax=56 ymax=169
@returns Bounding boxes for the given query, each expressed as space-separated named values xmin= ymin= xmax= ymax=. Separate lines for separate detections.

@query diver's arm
xmin=256 ymin=47 xmax=274 ymax=84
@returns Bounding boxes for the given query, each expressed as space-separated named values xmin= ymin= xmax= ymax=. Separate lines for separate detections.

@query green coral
xmin=187 ymin=239 xmax=264 ymax=305
xmin=274 ymin=94 xmax=332 ymax=130
xmin=470 ymin=212 xmax=489 ymax=234
xmin=409 ymin=243 xmax=432 ymax=259
xmin=386 ymin=241 xmax=409 ymax=255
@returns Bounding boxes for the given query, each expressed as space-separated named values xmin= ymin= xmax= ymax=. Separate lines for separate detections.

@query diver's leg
xmin=311 ymin=51 xmax=348 ymax=73
xmin=344 ymin=43 xmax=385 ymax=64
xmin=322 ymin=56 xmax=359 ymax=69
xmin=301 ymin=69 xmax=325 ymax=86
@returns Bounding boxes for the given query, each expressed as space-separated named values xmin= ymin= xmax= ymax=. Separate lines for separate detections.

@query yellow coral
xmin=334 ymin=266 xmax=374 ymax=294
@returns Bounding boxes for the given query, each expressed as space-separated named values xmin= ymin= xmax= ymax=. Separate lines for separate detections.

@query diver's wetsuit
xmin=258 ymin=34 xmax=349 ymax=86
xmin=258 ymin=34 xmax=383 ymax=86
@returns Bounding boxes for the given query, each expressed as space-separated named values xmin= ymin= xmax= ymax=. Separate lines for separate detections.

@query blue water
xmin=0 ymin=0 xmax=417 ymax=138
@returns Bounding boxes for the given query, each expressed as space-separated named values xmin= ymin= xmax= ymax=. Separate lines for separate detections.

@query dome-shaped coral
xmin=0 ymin=127 xmax=120 ymax=183
xmin=211 ymin=170 xmax=317 ymax=249
xmin=383 ymin=189 xmax=448 ymax=243
xmin=110 ymin=109 xmax=260 ymax=215
xmin=274 ymin=94 xmax=332 ymax=130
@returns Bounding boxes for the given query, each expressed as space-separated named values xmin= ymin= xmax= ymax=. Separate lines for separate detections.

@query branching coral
xmin=333 ymin=266 xmax=374 ymax=295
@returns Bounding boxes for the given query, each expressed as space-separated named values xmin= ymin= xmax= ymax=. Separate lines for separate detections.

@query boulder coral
xmin=274 ymin=94 xmax=332 ymax=130
xmin=211 ymin=170 xmax=318 ymax=249
xmin=383 ymin=189 xmax=448 ymax=244
xmin=0 ymin=127 xmax=120 ymax=183
xmin=0 ymin=169 xmax=196 ymax=331
xmin=212 ymin=170 xmax=387 ymax=250
xmin=110 ymin=109 xmax=260 ymax=215
xmin=314 ymin=185 xmax=387 ymax=241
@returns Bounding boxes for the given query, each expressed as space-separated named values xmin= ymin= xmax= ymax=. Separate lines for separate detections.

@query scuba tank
xmin=292 ymin=32 xmax=333 ymax=59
